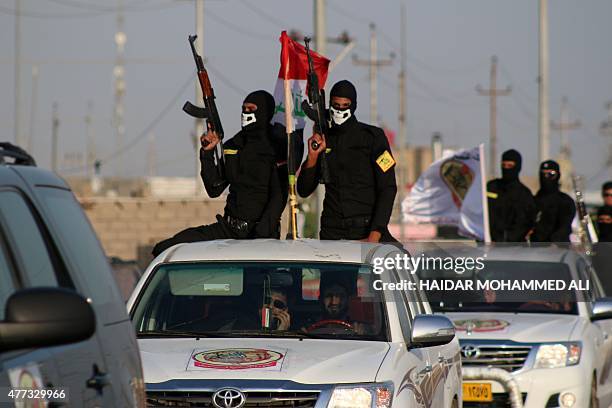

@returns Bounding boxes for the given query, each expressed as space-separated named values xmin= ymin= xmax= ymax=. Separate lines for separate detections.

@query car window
xmin=0 ymin=234 xmax=18 ymax=320
xmin=0 ymin=190 xmax=58 ymax=287
xmin=36 ymin=187 xmax=122 ymax=308
xmin=132 ymin=262 xmax=389 ymax=341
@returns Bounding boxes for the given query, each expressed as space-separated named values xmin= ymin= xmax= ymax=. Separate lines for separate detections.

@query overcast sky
xmin=1 ymin=0 xmax=611 ymax=188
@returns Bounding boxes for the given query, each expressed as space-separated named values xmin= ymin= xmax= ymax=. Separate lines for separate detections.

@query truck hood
xmin=443 ymin=312 xmax=581 ymax=343
xmin=139 ymin=338 xmax=390 ymax=385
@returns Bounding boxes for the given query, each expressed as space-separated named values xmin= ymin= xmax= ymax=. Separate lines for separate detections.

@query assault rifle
xmin=300 ymin=37 xmax=331 ymax=184
xmin=183 ymin=34 xmax=225 ymax=184
xmin=573 ymin=174 xmax=598 ymax=256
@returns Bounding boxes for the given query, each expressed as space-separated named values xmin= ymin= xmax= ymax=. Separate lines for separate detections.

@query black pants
xmin=152 ymin=216 xmax=238 ymax=257
xmin=320 ymin=219 xmax=401 ymax=247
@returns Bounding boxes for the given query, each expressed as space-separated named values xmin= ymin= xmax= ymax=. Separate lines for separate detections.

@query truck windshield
xmin=421 ymin=261 xmax=581 ymax=315
xmin=131 ymin=262 xmax=389 ymax=341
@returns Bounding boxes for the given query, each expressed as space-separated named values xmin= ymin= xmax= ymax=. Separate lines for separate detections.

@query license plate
xmin=463 ymin=382 xmax=493 ymax=402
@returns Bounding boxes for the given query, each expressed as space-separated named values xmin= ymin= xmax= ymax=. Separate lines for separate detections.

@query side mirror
xmin=0 ymin=287 xmax=95 ymax=352
xmin=411 ymin=314 xmax=455 ymax=348
xmin=592 ymin=297 xmax=612 ymax=321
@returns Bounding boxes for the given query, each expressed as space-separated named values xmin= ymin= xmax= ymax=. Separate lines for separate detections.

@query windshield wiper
xmin=137 ymin=330 xmax=223 ymax=338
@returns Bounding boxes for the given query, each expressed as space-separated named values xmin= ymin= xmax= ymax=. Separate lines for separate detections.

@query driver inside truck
xmin=303 ymin=278 xmax=371 ymax=335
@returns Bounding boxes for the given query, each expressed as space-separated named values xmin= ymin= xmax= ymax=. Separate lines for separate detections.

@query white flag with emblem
xmin=402 ymin=144 xmax=490 ymax=241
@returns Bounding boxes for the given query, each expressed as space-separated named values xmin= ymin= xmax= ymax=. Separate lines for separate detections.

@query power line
xmin=62 ymin=74 xmax=193 ymax=174
xmin=236 ymin=0 xmax=288 ymax=27
xmin=0 ymin=1 xmax=184 ymax=19
xmin=206 ymin=9 xmax=274 ymax=41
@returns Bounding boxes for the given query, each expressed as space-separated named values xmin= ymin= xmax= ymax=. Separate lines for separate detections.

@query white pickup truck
xmin=128 ymin=239 xmax=462 ymax=408
xmin=420 ymin=246 xmax=612 ymax=408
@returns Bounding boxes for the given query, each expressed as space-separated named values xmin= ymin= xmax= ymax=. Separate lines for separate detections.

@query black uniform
xmin=596 ymin=182 xmax=612 ymax=242
xmin=487 ymin=149 xmax=536 ymax=242
xmin=531 ymin=160 xmax=576 ymax=243
xmin=152 ymin=91 xmax=292 ymax=256
xmin=297 ymin=80 xmax=398 ymax=242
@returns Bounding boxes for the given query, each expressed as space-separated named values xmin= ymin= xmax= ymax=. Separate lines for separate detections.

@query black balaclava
xmin=501 ymin=149 xmax=522 ymax=182
xmin=597 ymin=205 xmax=612 ymax=241
xmin=329 ymin=80 xmax=357 ymax=128
xmin=539 ymin=160 xmax=560 ymax=194
xmin=242 ymin=90 xmax=275 ymax=131
xmin=603 ymin=181 xmax=612 ymax=199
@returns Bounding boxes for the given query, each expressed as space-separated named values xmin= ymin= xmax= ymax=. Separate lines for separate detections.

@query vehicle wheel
xmin=590 ymin=375 xmax=599 ymax=408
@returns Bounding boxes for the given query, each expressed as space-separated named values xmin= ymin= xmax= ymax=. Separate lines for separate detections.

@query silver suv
xmin=0 ymin=144 xmax=145 ymax=407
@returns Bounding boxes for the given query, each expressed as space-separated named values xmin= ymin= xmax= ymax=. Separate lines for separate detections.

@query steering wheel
xmin=304 ymin=319 xmax=354 ymax=333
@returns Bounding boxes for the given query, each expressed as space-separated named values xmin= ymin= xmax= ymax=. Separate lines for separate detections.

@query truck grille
xmin=147 ymin=391 xmax=319 ymax=407
xmin=461 ymin=344 xmax=532 ymax=372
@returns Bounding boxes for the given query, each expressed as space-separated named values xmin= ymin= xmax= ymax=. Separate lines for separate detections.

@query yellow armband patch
xmin=375 ymin=150 xmax=396 ymax=173
xmin=487 ymin=192 xmax=498 ymax=199
xmin=223 ymin=149 xmax=238 ymax=155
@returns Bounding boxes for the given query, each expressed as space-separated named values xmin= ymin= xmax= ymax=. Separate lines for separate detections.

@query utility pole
xmin=313 ymin=0 xmax=327 ymax=237
xmin=398 ymin=1 xmax=407 ymax=243
xmin=113 ymin=0 xmax=126 ymax=179
xmin=539 ymin=0 xmax=550 ymax=163
xmin=14 ymin=0 xmax=21 ymax=146
xmin=52 ymin=103 xmax=59 ymax=173
xmin=85 ymin=101 xmax=95 ymax=178
xmin=147 ymin=132 xmax=156 ymax=178
xmin=551 ymin=96 xmax=580 ymax=192
xmin=476 ymin=56 xmax=511 ymax=178
xmin=28 ymin=65 xmax=39 ymax=153
xmin=599 ymin=101 xmax=612 ymax=167
xmin=353 ymin=23 xmax=394 ymax=126
xmin=551 ymin=96 xmax=580 ymax=161
xmin=194 ymin=0 xmax=205 ymax=195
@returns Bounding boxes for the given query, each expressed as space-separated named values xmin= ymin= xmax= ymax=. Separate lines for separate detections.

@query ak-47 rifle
xmin=183 ymin=35 xmax=225 ymax=185
xmin=573 ymin=174 xmax=598 ymax=256
xmin=300 ymin=37 xmax=331 ymax=184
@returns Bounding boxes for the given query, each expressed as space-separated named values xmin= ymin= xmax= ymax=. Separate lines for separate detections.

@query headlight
xmin=327 ymin=383 xmax=393 ymax=408
xmin=534 ymin=342 xmax=581 ymax=369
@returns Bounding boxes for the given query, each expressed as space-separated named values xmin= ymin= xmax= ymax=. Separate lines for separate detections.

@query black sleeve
xmin=370 ymin=130 xmax=397 ymax=232
xmin=506 ymin=188 xmax=536 ymax=242
xmin=200 ymin=147 xmax=228 ymax=198
xmin=297 ymin=157 xmax=321 ymax=198
xmin=550 ymin=196 xmax=576 ymax=242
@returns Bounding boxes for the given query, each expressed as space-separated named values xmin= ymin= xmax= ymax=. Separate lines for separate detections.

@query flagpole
xmin=479 ymin=143 xmax=491 ymax=243
xmin=284 ymin=77 xmax=298 ymax=240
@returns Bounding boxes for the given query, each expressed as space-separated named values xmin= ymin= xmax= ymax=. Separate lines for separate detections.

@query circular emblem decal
xmin=461 ymin=344 xmax=480 ymax=359
xmin=192 ymin=348 xmax=284 ymax=370
xmin=212 ymin=388 xmax=246 ymax=408
xmin=453 ymin=319 xmax=510 ymax=333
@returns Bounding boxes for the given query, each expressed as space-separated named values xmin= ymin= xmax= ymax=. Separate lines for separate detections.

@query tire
xmin=590 ymin=375 xmax=599 ymax=408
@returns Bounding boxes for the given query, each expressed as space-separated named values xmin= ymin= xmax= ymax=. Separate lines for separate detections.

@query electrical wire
xmin=62 ymin=74 xmax=193 ymax=174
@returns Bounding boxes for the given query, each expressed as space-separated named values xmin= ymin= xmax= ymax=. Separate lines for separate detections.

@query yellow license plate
xmin=463 ymin=382 xmax=493 ymax=402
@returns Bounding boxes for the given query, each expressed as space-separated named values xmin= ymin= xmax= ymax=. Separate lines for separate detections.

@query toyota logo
xmin=212 ymin=388 xmax=246 ymax=408
xmin=461 ymin=345 xmax=480 ymax=359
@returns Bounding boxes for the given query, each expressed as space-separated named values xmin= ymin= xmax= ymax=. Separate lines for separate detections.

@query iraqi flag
xmin=272 ymin=31 xmax=330 ymax=133
xmin=401 ymin=144 xmax=491 ymax=241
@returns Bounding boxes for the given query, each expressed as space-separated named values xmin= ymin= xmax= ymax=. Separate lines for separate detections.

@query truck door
xmin=0 ymin=188 xmax=111 ymax=407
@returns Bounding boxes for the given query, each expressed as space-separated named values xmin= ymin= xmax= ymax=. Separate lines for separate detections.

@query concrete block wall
xmin=79 ymin=197 xmax=225 ymax=261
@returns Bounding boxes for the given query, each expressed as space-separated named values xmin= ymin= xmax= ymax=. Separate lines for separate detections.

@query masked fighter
xmin=297 ymin=80 xmax=398 ymax=243
xmin=487 ymin=149 xmax=536 ymax=242
xmin=530 ymin=160 xmax=576 ymax=243
xmin=152 ymin=90 xmax=298 ymax=256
